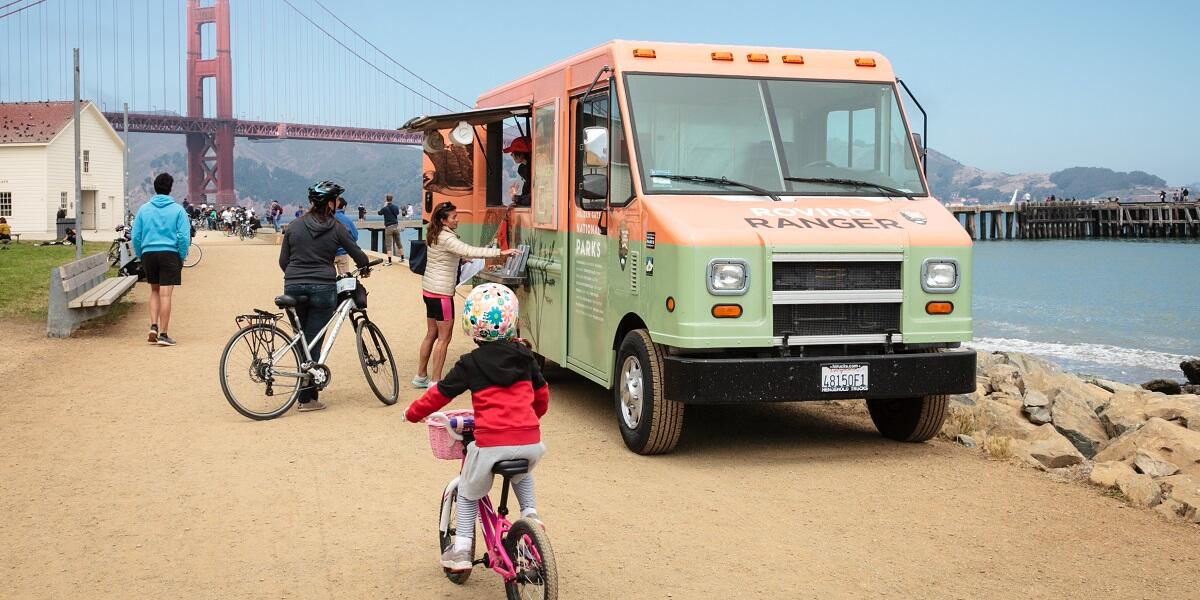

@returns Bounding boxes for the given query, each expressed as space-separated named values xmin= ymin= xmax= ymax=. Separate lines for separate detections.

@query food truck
xmin=403 ymin=41 xmax=975 ymax=455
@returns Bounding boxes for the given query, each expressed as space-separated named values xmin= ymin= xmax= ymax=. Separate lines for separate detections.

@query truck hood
xmin=640 ymin=195 xmax=971 ymax=249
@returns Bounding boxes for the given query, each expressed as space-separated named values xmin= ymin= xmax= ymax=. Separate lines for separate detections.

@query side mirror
xmin=579 ymin=173 xmax=608 ymax=210
xmin=583 ymin=126 xmax=609 ymax=167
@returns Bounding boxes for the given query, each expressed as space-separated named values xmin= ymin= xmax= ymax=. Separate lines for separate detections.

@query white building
xmin=0 ymin=101 xmax=126 ymax=240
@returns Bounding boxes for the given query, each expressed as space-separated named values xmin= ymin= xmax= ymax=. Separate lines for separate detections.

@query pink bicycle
xmin=426 ymin=411 xmax=559 ymax=600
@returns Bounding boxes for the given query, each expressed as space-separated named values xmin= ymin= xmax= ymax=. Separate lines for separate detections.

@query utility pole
xmin=123 ymin=103 xmax=129 ymax=226
xmin=73 ymin=48 xmax=82 ymax=260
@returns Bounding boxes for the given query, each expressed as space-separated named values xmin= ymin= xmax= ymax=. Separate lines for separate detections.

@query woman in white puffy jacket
xmin=413 ymin=201 xmax=518 ymax=388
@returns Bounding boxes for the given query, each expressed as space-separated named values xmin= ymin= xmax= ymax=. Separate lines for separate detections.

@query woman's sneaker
xmin=440 ymin=547 xmax=472 ymax=572
xmin=148 ymin=324 xmax=159 ymax=343
xmin=297 ymin=400 xmax=327 ymax=412
xmin=156 ymin=333 xmax=176 ymax=347
xmin=411 ymin=375 xmax=431 ymax=388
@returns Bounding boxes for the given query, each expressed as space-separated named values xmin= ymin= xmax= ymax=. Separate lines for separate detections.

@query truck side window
xmin=575 ymin=92 xmax=610 ymax=207
xmin=610 ymin=86 xmax=634 ymax=206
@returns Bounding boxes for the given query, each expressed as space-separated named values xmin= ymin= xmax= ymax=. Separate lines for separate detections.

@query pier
xmin=948 ymin=202 xmax=1200 ymax=240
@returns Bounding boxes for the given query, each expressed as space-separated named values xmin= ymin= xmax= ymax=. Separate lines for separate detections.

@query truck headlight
xmin=921 ymin=258 xmax=960 ymax=293
xmin=708 ymin=259 xmax=749 ymax=295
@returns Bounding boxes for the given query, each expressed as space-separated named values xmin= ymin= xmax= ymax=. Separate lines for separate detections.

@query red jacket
xmin=406 ymin=340 xmax=549 ymax=447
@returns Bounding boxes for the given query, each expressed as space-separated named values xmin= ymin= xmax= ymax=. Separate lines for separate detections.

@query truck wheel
xmin=614 ymin=330 xmax=684 ymax=455
xmin=866 ymin=395 xmax=948 ymax=442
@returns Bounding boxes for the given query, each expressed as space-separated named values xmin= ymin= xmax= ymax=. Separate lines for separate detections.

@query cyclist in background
xmin=405 ymin=283 xmax=550 ymax=572
xmin=279 ymin=180 xmax=372 ymax=412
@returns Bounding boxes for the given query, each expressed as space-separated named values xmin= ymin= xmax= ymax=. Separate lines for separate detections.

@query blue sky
xmin=2 ymin=0 xmax=1197 ymax=183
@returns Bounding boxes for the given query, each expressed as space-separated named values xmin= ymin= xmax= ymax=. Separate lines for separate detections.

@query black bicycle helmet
xmin=308 ymin=180 xmax=344 ymax=205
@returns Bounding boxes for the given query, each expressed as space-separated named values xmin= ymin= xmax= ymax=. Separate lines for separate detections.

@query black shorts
xmin=142 ymin=251 xmax=182 ymax=285
xmin=423 ymin=293 xmax=454 ymax=321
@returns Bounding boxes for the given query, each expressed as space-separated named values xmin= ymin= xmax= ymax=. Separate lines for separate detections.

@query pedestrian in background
xmin=131 ymin=173 xmax=190 ymax=347
xmin=333 ymin=196 xmax=359 ymax=275
xmin=377 ymin=194 xmax=403 ymax=266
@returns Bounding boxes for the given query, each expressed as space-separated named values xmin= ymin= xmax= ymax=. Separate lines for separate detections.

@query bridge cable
xmin=0 ymin=0 xmax=45 ymax=20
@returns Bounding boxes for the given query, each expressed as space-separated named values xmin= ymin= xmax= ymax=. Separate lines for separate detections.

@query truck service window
xmin=624 ymin=74 xmax=927 ymax=197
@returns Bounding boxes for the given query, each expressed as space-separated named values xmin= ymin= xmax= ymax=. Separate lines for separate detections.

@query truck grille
xmin=773 ymin=262 xmax=900 ymax=291
xmin=772 ymin=303 xmax=901 ymax=337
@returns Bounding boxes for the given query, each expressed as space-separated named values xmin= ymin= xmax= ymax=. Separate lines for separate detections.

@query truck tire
xmin=866 ymin=395 xmax=948 ymax=442
xmin=614 ymin=330 xmax=684 ymax=455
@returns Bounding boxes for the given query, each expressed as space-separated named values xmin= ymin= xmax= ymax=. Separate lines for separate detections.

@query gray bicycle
xmin=219 ymin=258 xmax=397 ymax=420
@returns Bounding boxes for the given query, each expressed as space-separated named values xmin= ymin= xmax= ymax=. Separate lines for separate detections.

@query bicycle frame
xmin=270 ymin=297 xmax=362 ymax=370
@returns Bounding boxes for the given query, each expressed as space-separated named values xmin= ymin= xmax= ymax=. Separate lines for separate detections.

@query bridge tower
xmin=185 ymin=0 xmax=235 ymax=206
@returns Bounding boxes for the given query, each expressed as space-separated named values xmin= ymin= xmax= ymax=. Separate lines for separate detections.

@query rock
xmin=1181 ymin=359 xmax=1200 ymax=385
xmin=987 ymin=363 xmax=1024 ymax=395
xmin=949 ymin=391 xmax=979 ymax=408
xmin=1023 ymin=390 xmax=1050 ymax=408
xmin=976 ymin=375 xmax=992 ymax=395
xmin=955 ymin=434 xmax=978 ymax=448
xmin=1184 ymin=384 xmax=1200 ymax=396
xmin=1026 ymin=406 xmax=1053 ymax=425
xmin=1086 ymin=377 xmax=1139 ymax=394
xmin=1094 ymin=418 xmax=1200 ymax=478
xmin=1144 ymin=394 xmax=1200 ymax=431
xmin=1049 ymin=385 xmax=1110 ymax=458
xmin=1158 ymin=475 xmax=1200 ymax=523
xmin=1116 ymin=471 xmax=1162 ymax=508
xmin=1089 ymin=461 xmax=1135 ymax=488
xmin=1143 ymin=379 xmax=1183 ymax=395
xmin=1098 ymin=391 xmax=1200 ymax=437
xmin=1046 ymin=373 xmax=1113 ymax=412
xmin=1133 ymin=451 xmax=1181 ymax=478
xmin=974 ymin=397 xmax=1039 ymax=440
xmin=1022 ymin=424 xmax=1085 ymax=468
xmin=975 ymin=351 xmax=1005 ymax=377
xmin=990 ymin=392 xmax=1024 ymax=410
xmin=1004 ymin=352 xmax=1061 ymax=390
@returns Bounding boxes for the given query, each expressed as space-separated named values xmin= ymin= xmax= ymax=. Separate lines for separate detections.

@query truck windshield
xmin=624 ymin=74 xmax=928 ymax=197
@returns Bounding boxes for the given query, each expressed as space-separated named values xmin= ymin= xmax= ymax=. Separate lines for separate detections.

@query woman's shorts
xmin=423 ymin=292 xmax=454 ymax=321
xmin=457 ymin=442 xmax=546 ymax=501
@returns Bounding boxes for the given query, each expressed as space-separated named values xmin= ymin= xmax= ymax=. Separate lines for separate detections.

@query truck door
xmin=565 ymin=91 xmax=611 ymax=379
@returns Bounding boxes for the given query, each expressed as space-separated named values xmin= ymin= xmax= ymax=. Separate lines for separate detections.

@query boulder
xmin=1144 ymin=394 xmax=1200 ymax=431
xmin=1086 ymin=377 xmax=1139 ymax=394
xmin=1089 ymin=461 xmax=1135 ymax=489
xmin=975 ymin=351 xmax=1006 ymax=377
xmin=1004 ymin=352 xmax=1061 ymax=390
xmin=987 ymin=363 xmax=1024 ymax=396
xmin=955 ymin=434 xmax=978 ymax=449
xmin=1158 ymin=474 xmax=1200 ymax=523
xmin=1181 ymin=359 xmax=1200 ymax=385
xmin=1023 ymin=390 xmax=1050 ymax=408
xmin=1184 ymin=384 xmax=1200 ymax=396
xmin=1046 ymin=373 xmax=1113 ymax=412
xmin=1026 ymin=406 xmax=1053 ymax=425
xmin=1049 ymin=386 xmax=1110 ymax=458
xmin=976 ymin=375 xmax=993 ymax=395
xmin=1098 ymin=391 xmax=1200 ymax=437
xmin=1116 ymin=471 xmax=1162 ymax=508
xmin=1093 ymin=418 xmax=1200 ymax=478
xmin=1021 ymin=424 xmax=1085 ymax=468
xmin=1143 ymin=379 xmax=1183 ymax=395
xmin=1133 ymin=451 xmax=1181 ymax=478
xmin=990 ymin=392 xmax=1024 ymax=410
xmin=974 ymin=397 xmax=1039 ymax=440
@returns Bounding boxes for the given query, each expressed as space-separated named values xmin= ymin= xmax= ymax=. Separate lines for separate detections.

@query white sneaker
xmin=411 ymin=375 xmax=431 ymax=388
xmin=440 ymin=546 xmax=473 ymax=572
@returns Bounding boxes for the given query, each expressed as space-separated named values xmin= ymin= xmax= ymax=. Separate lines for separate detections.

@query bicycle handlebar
xmin=426 ymin=412 xmax=464 ymax=441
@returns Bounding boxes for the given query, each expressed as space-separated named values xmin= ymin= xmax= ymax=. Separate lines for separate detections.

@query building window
xmin=83 ymin=150 xmax=90 ymax=173
xmin=0 ymin=192 xmax=11 ymax=216
xmin=60 ymin=192 xmax=68 ymax=209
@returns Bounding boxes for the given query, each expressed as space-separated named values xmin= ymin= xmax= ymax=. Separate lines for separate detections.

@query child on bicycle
xmin=405 ymin=283 xmax=549 ymax=572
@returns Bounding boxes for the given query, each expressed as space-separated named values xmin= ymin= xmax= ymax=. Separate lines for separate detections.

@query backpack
xmin=408 ymin=240 xmax=427 ymax=275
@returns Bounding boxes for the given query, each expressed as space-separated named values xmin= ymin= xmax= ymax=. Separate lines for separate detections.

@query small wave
xmin=967 ymin=337 xmax=1194 ymax=373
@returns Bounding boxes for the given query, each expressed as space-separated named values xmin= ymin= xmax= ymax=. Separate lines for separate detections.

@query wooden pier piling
xmin=949 ymin=202 xmax=1199 ymax=241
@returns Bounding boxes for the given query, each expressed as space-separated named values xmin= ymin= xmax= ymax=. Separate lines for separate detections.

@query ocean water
xmin=969 ymin=239 xmax=1200 ymax=383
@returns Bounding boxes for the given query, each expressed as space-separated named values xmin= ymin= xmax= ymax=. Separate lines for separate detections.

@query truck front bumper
xmin=662 ymin=349 xmax=976 ymax=404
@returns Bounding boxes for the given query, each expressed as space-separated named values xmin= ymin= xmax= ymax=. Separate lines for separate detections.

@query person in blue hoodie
xmin=333 ymin=196 xmax=359 ymax=275
xmin=131 ymin=173 xmax=190 ymax=347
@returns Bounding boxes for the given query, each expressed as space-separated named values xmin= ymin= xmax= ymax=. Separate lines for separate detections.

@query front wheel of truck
xmin=866 ymin=395 xmax=949 ymax=442
xmin=614 ymin=330 xmax=684 ymax=455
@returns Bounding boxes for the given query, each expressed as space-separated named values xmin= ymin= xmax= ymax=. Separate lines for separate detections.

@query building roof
xmin=0 ymin=101 xmax=83 ymax=145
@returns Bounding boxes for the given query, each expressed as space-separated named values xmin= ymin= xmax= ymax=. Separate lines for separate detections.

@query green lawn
xmin=0 ymin=241 xmax=118 ymax=319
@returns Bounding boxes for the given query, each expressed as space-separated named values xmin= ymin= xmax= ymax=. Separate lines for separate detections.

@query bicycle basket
xmin=427 ymin=409 xmax=473 ymax=460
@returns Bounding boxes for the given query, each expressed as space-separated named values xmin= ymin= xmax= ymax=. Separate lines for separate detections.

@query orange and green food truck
xmin=403 ymin=40 xmax=975 ymax=455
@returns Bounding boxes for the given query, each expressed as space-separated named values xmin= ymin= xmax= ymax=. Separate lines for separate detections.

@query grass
xmin=939 ymin=406 xmax=980 ymax=441
xmin=0 ymin=241 xmax=116 ymax=319
xmin=984 ymin=435 xmax=1014 ymax=459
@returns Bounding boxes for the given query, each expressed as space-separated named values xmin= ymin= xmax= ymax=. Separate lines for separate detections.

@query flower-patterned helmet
xmin=461 ymin=283 xmax=519 ymax=342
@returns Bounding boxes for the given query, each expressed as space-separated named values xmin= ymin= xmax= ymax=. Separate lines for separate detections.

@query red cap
xmin=502 ymin=136 xmax=531 ymax=154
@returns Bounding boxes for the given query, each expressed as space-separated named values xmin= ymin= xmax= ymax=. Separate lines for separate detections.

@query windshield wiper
xmin=783 ymin=177 xmax=915 ymax=201
xmin=656 ymin=174 xmax=781 ymax=202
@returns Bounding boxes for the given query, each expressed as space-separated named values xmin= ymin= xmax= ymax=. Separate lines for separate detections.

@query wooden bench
xmin=47 ymin=253 xmax=137 ymax=338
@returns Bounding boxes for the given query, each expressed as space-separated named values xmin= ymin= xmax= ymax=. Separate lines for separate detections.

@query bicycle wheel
xmin=107 ymin=242 xmax=120 ymax=267
xmin=356 ymin=318 xmax=398 ymax=405
xmin=219 ymin=324 xmax=303 ymax=420
xmin=503 ymin=518 xmax=558 ymax=600
xmin=438 ymin=486 xmax=475 ymax=585
xmin=183 ymin=243 xmax=202 ymax=268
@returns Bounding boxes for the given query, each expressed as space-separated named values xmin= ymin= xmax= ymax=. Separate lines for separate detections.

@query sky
xmin=2 ymin=0 xmax=1197 ymax=184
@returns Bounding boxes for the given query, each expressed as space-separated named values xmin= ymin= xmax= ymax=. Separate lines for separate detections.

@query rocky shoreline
xmin=944 ymin=351 xmax=1200 ymax=524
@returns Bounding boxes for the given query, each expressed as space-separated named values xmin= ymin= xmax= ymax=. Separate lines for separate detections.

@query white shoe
xmin=411 ymin=375 xmax=431 ymax=388
xmin=440 ymin=546 xmax=473 ymax=572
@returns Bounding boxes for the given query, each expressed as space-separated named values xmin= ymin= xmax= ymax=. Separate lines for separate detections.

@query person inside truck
xmin=503 ymin=136 xmax=532 ymax=207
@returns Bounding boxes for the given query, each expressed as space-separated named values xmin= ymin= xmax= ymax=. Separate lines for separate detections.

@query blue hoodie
xmin=132 ymin=194 xmax=190 ymax=260
xmin=334 ymin=209 xmax=358 ymax=256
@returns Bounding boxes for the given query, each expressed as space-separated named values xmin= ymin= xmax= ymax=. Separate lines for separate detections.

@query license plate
xmin=821 ymin=364 xmax=869 ymax=392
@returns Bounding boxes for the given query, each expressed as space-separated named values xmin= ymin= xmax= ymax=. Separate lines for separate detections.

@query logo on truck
xmin=743 ymin=207 xmax=903 ymax=230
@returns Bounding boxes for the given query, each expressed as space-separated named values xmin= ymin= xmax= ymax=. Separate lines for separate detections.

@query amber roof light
xmin=782 ymin=55 xmax=805 ymax=64
xmin=633 ymin=48 xmax=657 ymax=58
xmin=747 ymin=53 xmax=769 ymax=63
xmin=711 ymin=51 xmax=733 ymax=61
xmin=854 ymin=57 xmax=877 ymax=67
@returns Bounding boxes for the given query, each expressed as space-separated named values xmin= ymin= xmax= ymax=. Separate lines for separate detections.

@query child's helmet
xmin=462 ymin=283 xmax=519 ymax=342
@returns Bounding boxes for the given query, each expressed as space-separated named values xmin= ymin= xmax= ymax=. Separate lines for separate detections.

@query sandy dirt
xmin=2 ymin=232 xmax=1197 ymax=599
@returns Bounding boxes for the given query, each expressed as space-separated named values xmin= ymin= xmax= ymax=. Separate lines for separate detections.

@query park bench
xmin=47 ymin=253 xmax=137 ymax=338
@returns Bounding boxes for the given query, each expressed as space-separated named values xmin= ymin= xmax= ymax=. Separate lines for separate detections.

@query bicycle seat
xmin=492 ymin=459 xmax=530 ymax=477
xmin=274 ymin=294 xmax=307 ymax=308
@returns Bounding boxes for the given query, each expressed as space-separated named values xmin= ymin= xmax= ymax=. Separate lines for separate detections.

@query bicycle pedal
xmin=474 ymin=554 xmax=489 ymax=567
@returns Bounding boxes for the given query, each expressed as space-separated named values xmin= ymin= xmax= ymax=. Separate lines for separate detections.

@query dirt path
xmin=2 ymin=233 xmax=1197 ymax=599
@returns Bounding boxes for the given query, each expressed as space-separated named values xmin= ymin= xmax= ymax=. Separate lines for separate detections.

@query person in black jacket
xmin=279 ymin=180 xmax=371 ymax=412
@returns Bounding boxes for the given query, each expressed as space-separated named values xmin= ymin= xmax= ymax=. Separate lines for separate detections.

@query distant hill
xmin=127 ymin=133 xmax=424 ymax=214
